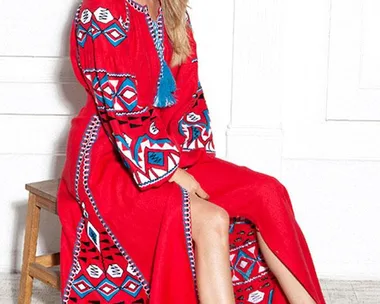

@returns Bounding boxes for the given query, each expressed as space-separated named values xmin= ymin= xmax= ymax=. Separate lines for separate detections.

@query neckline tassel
xmin=150 ymin=15 xmax=177 ymax=108
xmin=153 ymin=59 xmax=177 ymax=107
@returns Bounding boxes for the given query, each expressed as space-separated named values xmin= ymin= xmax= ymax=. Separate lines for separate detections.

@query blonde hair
xmin=161 ymin=0 xmax=192 ymax=67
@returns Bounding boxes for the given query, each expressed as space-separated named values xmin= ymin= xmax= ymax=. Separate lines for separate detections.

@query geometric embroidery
xmin=90 ymin=21 xmax=102 ymax=39
xmin=80 ymin=9 xmax=92 ymax=24
xmin=147 ymin=151 xmax=164 ymax=166
xmin=61 ymin=116 xmax=149 ymax=303
xmin=89 ymin=73 xmax=138 ymax=112
xmin=77 ymin=8 xmax=127 ymax=48
xmin=87 ymin=220 xmax=100 ymax=251
xmin=86 ymin=264 xmax=103 ymax=278
xmin=72 ymin=275 xmax=95 ymax=298
xmin=102 ymin=23 xmax=127 ymax=46
xmin=248 ymin=290 xmax=266 ymax=303
xmin=71 ymin=274 xmax=146 ymax=301
xmin=228 ymin=217 xmax=276 ymax=304
xmin=107 ymin=264 xmax=124 ymax=278
xmin=97 ymin=278 xmax=119 ymax=301
xmin=179 ymin=107 xmax=215 ymax=153
xmin=233 ymin=249 xmax=258 ymax=281
xmin=88 ymin=20 xmax=102 ymax=39
xmin=178 ymin=81 xmax=216 ymax=154
xmin=94 ymin=7 xmax=114 ymax=24
xmin=115 ymin=133 xmax=180 ymax=187
xmin=77 ymin=24 xmax=90 ymax=48
xmin=73 ymin=2 xmax=182 ymax=191
xmin=122 ymin=276 xmax=143 ymax=297
xmin=81 ymin=65 xmax=181 ymax=188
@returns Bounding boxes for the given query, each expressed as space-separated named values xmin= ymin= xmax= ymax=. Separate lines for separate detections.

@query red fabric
xmin=57 ymin=0 xmax=326 ymax=303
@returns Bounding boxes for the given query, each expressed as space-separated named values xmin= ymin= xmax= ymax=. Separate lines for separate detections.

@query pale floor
xmin=2 ymin=273 xmax=380 ymax=303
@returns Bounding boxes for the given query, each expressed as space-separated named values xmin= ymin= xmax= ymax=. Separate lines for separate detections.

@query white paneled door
xmin=229 ymin=0 xmax=380 ymax=279
xmin=283 ymin=0 xmax=380 ymax=279
xmin=283 ymin=0 xmax=380 ymax=162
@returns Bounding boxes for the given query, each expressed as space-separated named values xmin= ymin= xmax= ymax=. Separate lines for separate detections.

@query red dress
xmin=57 ymin=0 xmax=326 ymax=303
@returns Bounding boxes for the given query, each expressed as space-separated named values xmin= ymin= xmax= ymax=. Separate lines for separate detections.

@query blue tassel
xmin=153 ymin=59 xmax=177 ymax=108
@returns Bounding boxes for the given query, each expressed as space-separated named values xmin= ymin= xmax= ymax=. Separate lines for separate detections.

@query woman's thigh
xmin=186 ymin=155 xmax=295 ymax=225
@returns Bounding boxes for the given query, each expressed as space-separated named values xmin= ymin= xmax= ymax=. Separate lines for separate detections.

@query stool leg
xmin=18 ymin=192 xmax=41 ymax=304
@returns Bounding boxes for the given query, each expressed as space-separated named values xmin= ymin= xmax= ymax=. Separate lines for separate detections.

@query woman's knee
xmin=189 ymin=194 xmax=230 ymax=241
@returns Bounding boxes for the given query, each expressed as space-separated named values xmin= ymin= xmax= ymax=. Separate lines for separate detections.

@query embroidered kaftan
xmin=57 ymin=0 xmax=326 ymax=303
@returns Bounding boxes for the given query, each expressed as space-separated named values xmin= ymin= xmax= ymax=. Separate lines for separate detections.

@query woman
xmin=57 ymin=0 xmax=326 ymax=303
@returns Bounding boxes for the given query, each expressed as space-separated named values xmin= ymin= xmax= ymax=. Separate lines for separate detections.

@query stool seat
xmin=25 ymin=179 xmax=59 ymax=213
xmin=18 ymin=179 xmax=61 ymax=304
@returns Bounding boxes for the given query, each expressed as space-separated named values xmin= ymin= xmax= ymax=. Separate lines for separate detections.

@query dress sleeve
xmin=71 ymin=0 xmax=180 ymax=190
xmin=170 ymin=11 xmax=216 ymax=158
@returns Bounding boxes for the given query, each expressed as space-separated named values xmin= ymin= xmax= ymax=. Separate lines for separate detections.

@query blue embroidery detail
xmin=91 ymin=74 xmax=138 ymax=111
xmin=103 ymin=23 xmax=127 ymax=46
xmin=90 ymin=20 xmax=102 ymax=39
xmin=147 ymin=151 xmax=164 ymax=166
xmin=234 ymin=250 xmax=257 ymax=280
xmin=268 ymin=289 xmax=274 ymax=304
xmin=77 ymin=18 xmax=127 ymax=48
xmin=77 ymin=24 xmax=89 ymax=47
xmin=97 ymin=278 xmax=119 ymax=300
xmin=88 ymin=225 xmax=99 ymax=245
xmin=132 ymin=135 xmax=173 ymax=163
xmin=118 ymin=77 xmax=138 ymax=111
xmin=93 ymin=74 xmax=113 ymax=107
xmin=114 ymin=135 xmax=131 ymax=150
xmin=72 ymin=275 xmax=95 ymax=298
xmin=150 ymin=15 xmax=177 ymax=108
xmin=121 ymin=276 xmax=143 ymax=297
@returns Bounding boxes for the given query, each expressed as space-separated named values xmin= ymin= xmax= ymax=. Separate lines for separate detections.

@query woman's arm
xmin=70 ymin=0 xmax=181 ymax=190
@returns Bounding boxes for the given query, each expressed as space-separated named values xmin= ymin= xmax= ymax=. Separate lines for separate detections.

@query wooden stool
xmin=18 ymin=179 xmax=61 ymax=304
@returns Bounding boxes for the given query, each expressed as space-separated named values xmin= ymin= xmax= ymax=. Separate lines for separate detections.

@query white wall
xmin=0 ymin=0 xmax=85 ymax=272
xmin=280 ymin=0 xmax=380 ymax=280
xmin=226 ymin=0 xmax=380 ymax=280
xmin=1 ymin=0 xmax=379 ymax=281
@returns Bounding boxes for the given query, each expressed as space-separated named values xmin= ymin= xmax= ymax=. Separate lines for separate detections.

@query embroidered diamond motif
xmin=116 ymin=78 xmax=138 ymax=111
xmin=234 ymin=250 xmax=257 ymax=280
xmin=122 ymin=88 xmax=135 ymax=100
xmin=97 ymin=75 xmax=114 ymax=107
xmin=97 ymin=278 xmax=119 ymax=301
xmin=72 ymin=275 xmax=95 ymax=298
xmin=103 ymin=23 xmax=127 ymax=46
xmin=87 ymin=221 xmax=100 ymax=251
xmin=122 ymin=276 xmax=143 ymax=297
xmin=90 ymin=20 xmax=102 ymax=39
xmin=77 ymin=24 xmax=89 ymax=47
xmin=103 ymin=86 xmax=113 ymax=96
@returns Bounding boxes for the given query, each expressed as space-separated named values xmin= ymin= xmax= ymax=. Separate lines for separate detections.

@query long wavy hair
xmin=161 ymin=0 xmax=192 ymax=67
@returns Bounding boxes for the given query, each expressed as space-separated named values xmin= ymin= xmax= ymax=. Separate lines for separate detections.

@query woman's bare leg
xmin=188 ymin=191 xmax=317 ymax=304
xmin=257 ymin=231 xmax=317 ymax=304
xmin=189 ymin=193 xmax=235 ymax=304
